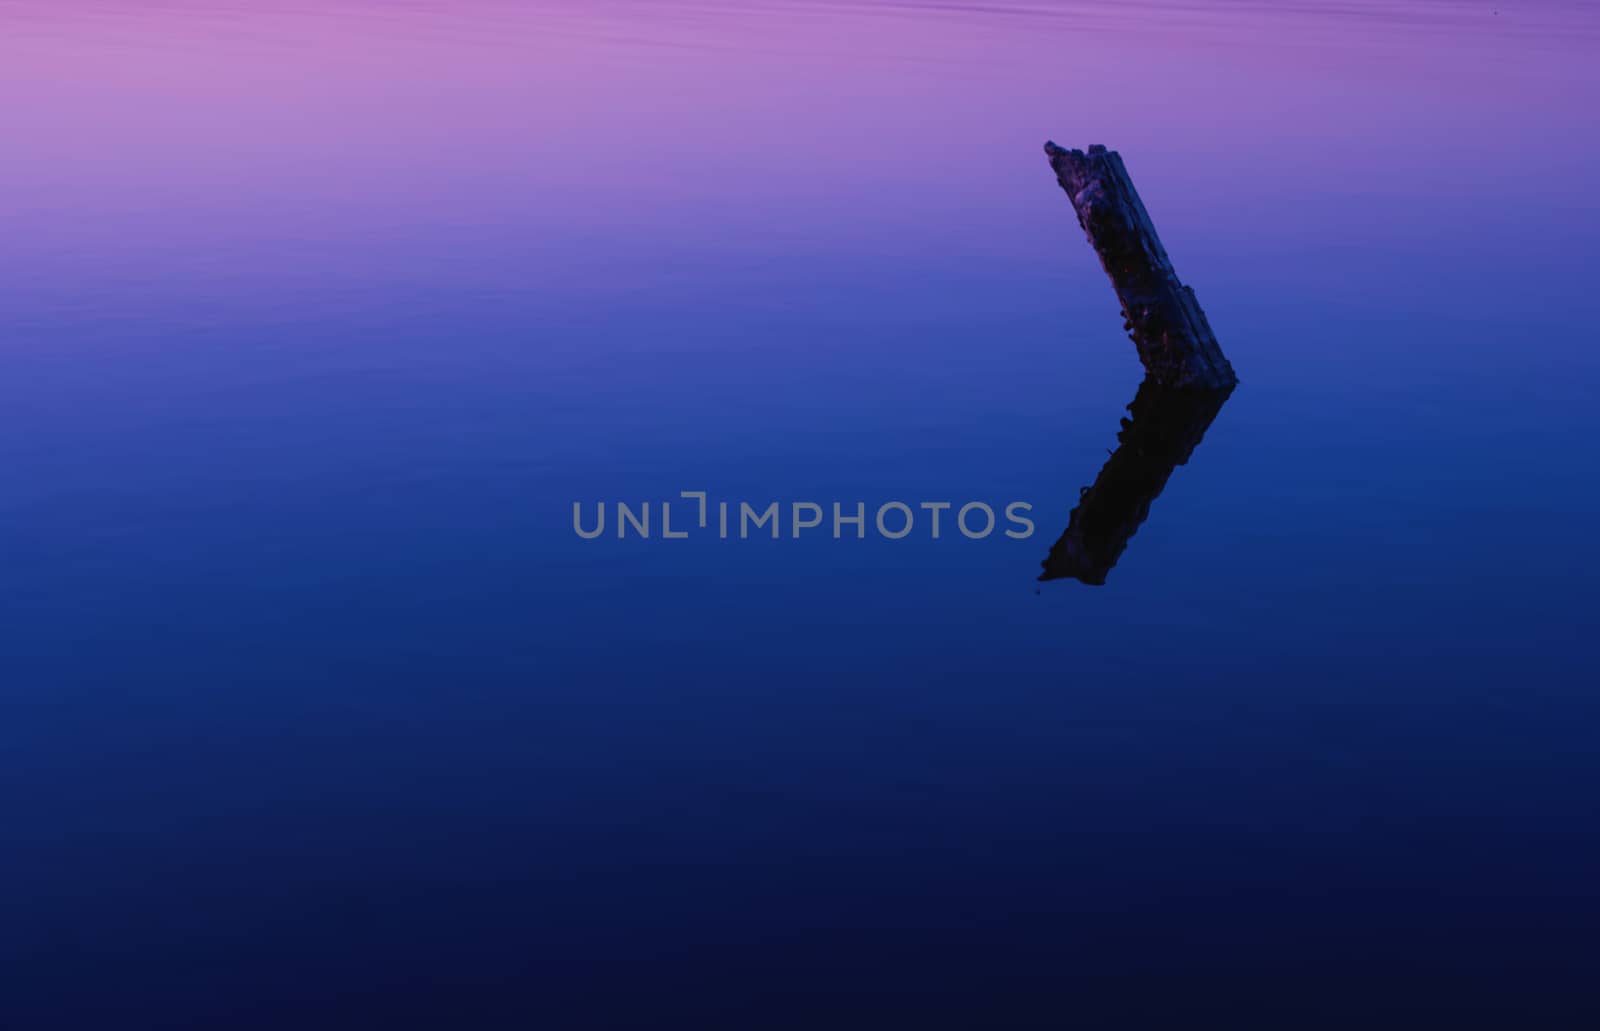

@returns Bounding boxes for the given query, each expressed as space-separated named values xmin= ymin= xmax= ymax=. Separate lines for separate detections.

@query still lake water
xmin=4 ymin=0 xmax=1600 ymax=1025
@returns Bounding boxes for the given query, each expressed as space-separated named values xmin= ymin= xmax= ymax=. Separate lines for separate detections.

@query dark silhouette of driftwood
xmin=1039 ymin=377 xmax=1233 ymax=585
xmin=1044 ymin=142 xmax=1237 ymax=390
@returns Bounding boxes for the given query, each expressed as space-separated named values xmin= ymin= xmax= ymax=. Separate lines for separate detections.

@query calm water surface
xmin=4 ymin=1 xmax=1600 ymax=1026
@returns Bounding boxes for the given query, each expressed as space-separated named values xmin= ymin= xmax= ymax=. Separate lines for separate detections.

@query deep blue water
xmin=5 ymin=1 xmax=1600 ymax=1026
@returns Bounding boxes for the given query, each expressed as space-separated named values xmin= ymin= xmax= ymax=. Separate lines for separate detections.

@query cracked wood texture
xmin=1044 ymin=142 xmax=1238 ymax=390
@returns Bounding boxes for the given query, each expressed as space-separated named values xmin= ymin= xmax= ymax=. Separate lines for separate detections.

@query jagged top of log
xmin=1043 ymin=141 xmax=1115 ymax=174
xmin=1043 ymin=141 xmax=1103 ymax=157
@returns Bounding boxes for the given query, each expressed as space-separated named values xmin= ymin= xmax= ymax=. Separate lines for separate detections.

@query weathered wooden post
xmin=1044 ymin=142 xmax=1237 ymax=390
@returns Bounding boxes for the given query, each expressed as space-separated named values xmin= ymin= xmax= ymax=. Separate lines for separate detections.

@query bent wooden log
xmin=1044 ymin=142 xmax=1237 ymax=390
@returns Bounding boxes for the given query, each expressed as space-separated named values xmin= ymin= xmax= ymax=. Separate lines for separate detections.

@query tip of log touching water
xmin=1043 ymin=141 xmax=1238 ymax=391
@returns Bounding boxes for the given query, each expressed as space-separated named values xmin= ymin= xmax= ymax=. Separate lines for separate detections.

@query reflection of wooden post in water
xmin=1045 ymin=142 xmax=1237 ymax=390
xmin=1040 ymin=378 xmax=1232 ymax=586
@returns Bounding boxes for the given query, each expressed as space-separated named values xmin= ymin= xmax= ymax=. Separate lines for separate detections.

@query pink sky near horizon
xmin=2 ymin=0 xmax=1595 ymax=310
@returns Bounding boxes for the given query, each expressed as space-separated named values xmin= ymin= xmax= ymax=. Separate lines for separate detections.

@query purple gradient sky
xmin=4 ymin=1 xmax=1595 ymax=302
